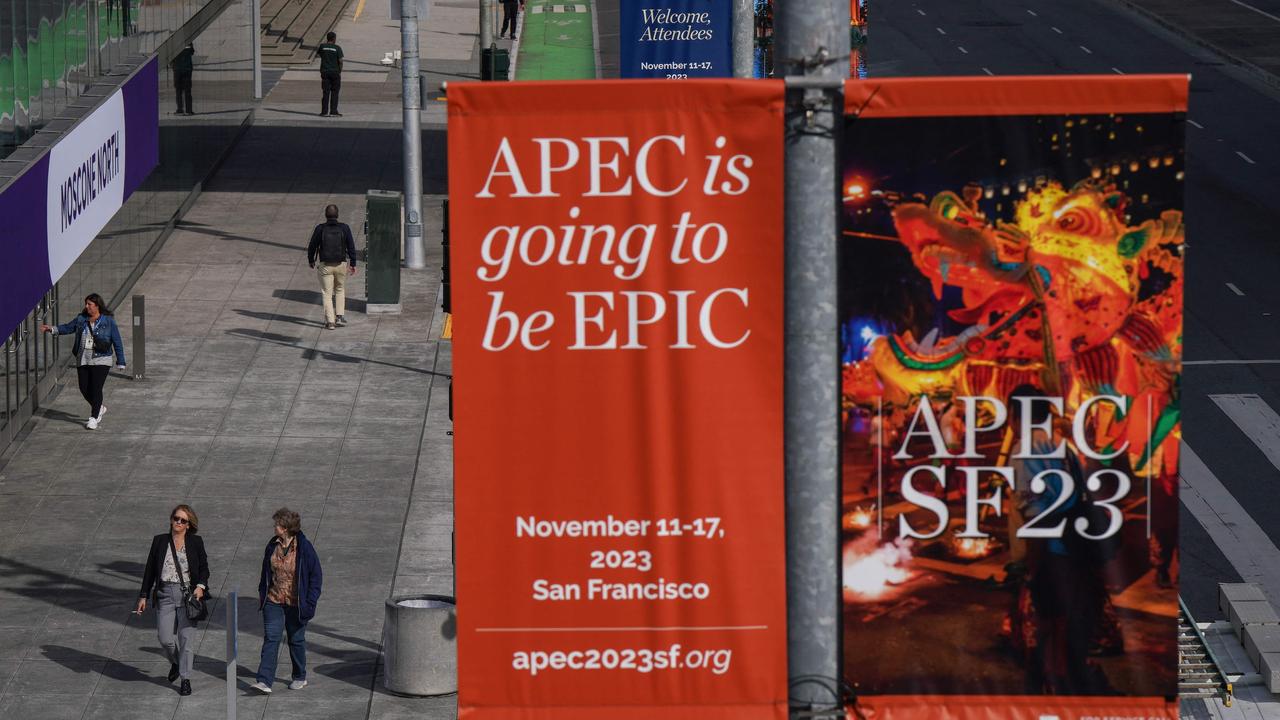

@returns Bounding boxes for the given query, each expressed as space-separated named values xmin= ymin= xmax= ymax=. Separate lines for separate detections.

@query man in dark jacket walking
xmin=307 ymin=204 xmax=358 ymax=329
xmin=172 ymin=43 xmax=194 ymax=115
xmin=317 ymin=31 xmax=343 ymax=117
xmin=500 ymin=0 xmax=523 ymax=39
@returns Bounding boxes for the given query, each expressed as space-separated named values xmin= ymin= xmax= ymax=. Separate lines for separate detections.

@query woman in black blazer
xmin=136 ymin=504 xmax=210 ymax=696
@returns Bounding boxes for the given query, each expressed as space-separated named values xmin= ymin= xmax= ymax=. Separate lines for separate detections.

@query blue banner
xmin=621 ymin=0 xmax=732 ymax=79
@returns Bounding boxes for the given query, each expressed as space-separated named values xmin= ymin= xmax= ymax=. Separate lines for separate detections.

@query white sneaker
xmin=86 ymin=416 xmax=100 ymax=430
xmin=98 ymin=405 xmax=106 ymax=418
xmin=289 ymin=679 xmax=307 ymax=690
xmin=249 ymin=681 xmax=272 ymax=693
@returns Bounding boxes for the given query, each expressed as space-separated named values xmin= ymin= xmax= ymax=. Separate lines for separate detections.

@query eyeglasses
xmin=171 ymin=517 xmax=190 ymax=524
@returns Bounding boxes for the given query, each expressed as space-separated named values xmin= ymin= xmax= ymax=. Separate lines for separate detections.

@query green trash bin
xmin=481 ymin=47 xmax=510 ymax=81
xmin=366 ymin=190 xmax=403 ymax=313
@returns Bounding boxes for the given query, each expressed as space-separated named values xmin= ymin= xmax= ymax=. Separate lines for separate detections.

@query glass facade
xmin=1 ymin=0 xmax=241 ymax=156
xmin=0 ymin=0 xmax=253 ymax=449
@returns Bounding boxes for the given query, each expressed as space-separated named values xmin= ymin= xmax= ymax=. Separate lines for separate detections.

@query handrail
xmin=1180 ymin=594 xmax=1234 ymax=707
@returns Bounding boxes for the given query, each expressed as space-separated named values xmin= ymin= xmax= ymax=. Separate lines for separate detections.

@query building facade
xmin=1 ymin=0 xmax=254 ymax=451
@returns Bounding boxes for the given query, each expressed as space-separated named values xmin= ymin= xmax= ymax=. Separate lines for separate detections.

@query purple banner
xmin=0 ymin=157 xmax=53 ymax=340
xmin=123 ymin=58 xmax=159 ymax=194
xmin=0 ymin=56 xmax=158 ymax=339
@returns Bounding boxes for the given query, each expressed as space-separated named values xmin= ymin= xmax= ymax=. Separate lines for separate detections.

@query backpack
xmin=319 ymin=224 xmax=346 ymax=263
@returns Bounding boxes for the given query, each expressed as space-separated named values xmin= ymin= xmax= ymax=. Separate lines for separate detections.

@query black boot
xmin=179 ymin=679 xmax=192 ymax=696
xmin=168 ymin=663 xmax=180 ymax=682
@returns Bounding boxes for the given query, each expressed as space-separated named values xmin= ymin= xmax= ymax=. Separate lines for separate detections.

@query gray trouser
xmin=157 ymin=583 xmax=196 ymax=679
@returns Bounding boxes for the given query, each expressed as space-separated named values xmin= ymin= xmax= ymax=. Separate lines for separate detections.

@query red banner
xmin=449 ymin=80 xmax=787 ymax=720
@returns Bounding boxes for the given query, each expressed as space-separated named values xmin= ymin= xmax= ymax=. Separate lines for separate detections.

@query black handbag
xmin=88 ymin=320 xmax=112 ymax=353
xmin=168 ymin=537 xmax=210 ymax=623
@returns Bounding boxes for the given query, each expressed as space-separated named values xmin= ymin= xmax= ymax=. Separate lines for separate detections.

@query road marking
xmin=1186 ymin=360 xmax=1280 ymax=365
xmin=353 ymin=0 xmax=367 ymax=20
xmin=1027 ymin=9 xmax=1038 ymax=16
xmin=1188 ymin=119 xmax=1204 ymax=129
xmin=1227 ymin=0 xmax=1280 ymax=24
xmin=958 ymin=46 xmax=968 ymax=54
xmin=1181 ymin=441 xmax=1280 ymax=607
xmin=917 ymin=8 xmax=926 ymax=15
xmin=1112 ymin=67 xmax=1125 ymax=74
xmin=982 ymin=67 xmax=994 ymax=75
xmin=1227 ymin=282 xmax=1246 ymax=296
xmin=1212 ymin=395 xmax=1280 ymax=476
xmin=937 ymin=26 xmax=947 ymax=35
xmin=1080 ymin=45 xmax=1093 ymax=54
xmin=1052 ymin=26 xmax=1063 ymax=33
xmin=1237 ymin=150 xmax=1257 ymax=164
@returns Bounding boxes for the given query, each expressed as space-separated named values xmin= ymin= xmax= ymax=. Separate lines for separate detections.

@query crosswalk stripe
xmin=1181 ymin=441 xmax=1280 ymax=606
xmin=1210 ymin=393 xmax=1280 ymax=473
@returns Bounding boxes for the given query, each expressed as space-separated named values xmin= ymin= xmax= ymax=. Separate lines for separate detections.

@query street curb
xmin=1101 ymin=0 xmax=1280 ymax=94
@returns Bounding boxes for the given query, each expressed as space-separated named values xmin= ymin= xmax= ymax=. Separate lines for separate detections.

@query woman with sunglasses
xmin=40 ymin=292 xmax=126 ymax=429
xmin=137 ymin=505 xmax=210 ymax=696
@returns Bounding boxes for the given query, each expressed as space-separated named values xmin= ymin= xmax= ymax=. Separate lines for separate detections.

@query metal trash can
xmin=382 ymin=594 xmax=457 ymax=696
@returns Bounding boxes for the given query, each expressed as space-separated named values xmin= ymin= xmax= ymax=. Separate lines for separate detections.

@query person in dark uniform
xmin=172 ymin=43 xmax=195 ymax=115
xmin=500 ymin=0 xmax=523 ymax=39
xmin=317 ymin=32 xmax=343 ymax=117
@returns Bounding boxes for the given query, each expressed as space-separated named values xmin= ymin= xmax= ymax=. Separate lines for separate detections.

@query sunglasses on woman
xmin=172 ymin=516 xmax=190 ymax=524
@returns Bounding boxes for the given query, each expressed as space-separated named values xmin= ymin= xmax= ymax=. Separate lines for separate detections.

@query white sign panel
xmin=45 ymin=90 xmax=127 ymax=282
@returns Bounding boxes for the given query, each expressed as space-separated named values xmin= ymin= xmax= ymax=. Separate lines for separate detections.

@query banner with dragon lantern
xmin=838 ymin=76 xmax=1187 ymax=720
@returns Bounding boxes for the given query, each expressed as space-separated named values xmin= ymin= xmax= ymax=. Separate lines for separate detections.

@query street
xmin=870 ymin=0 xmax=1280 ymax=625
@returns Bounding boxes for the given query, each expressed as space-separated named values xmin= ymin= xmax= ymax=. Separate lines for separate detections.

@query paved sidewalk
xmin=0 ymin=0 xmax=470 ymax=718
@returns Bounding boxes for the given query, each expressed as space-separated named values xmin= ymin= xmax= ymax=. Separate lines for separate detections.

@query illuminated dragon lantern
xmin=844 ymin=180 xmax=1183 ymax=472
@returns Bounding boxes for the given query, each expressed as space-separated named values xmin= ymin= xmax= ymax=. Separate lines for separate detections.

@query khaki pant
xmin=318 ymin=262 xmax=348 ymax=324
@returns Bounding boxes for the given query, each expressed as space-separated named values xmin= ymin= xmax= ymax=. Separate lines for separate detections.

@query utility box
xmin=366 ymin=190 xmax=403 ymax=314
xmin=481 ymin=47 xmax=509 ymax=81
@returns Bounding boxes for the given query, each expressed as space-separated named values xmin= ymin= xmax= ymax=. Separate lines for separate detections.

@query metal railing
xmin=1179 ymin=595 xmax=1233 ymax=707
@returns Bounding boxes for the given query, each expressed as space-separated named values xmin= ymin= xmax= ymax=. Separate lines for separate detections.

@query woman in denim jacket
xmin=40 ymin=293 xmax=126 ymax=429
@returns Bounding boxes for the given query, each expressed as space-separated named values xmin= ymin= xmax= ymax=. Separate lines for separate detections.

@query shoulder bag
xmin=89 ymin=319 xmax=112 ymax=353
xmin=168 ymin=537 xmax=210 ymax=623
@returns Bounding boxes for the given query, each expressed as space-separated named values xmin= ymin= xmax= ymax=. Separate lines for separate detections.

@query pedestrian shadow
xmin=306 ymin=622 xmax=381 ymax=651
xmin=0 ymin=556 xmax=404 ymax=695
xmin=97 ymin=560 xmax=146 ymax=585
xmin=226 ymin=329 xmax=305 ymax=344
xmin=275 ymin=289 xmax=321 ymax=304
xmin=177 ymin=221 xmax=302 ymax=252
xmin=224 ymin=329 xmax=447 ymax=377
xmin=232 ymin=308 xmax=315 ymax=328
xmin=261 ymin=107 xmax=333 ymax=118
xmin=40 ymin=408 xmax=85 ymax=426
xmin=273 ymin=289 xmax=367 ymax=314
xmin=39 ymin=645 xmax=171 ymax=688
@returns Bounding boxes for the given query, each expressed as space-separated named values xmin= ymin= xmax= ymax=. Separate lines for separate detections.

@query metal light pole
xmin=479 ymin=0 xmax=493 ymax=52
xmin=733 ymin=0 xmax=753 ymax=78
xmin=402 ymin=0 xmax=426 ymax=269
xmin=251 ymin=0 xmax=262 ymax=99
xmin=778 ymin=0 xmax=849 ymax=714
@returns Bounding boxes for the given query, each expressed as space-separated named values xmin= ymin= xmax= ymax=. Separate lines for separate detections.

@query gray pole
xmin=479 ymin=0 xmax=493 ymax=50
xmin=777 ymin=0 xmax=848 ymax=713
xmin=251 ymin=0 xmax=262 ymax=99
xmin=733 ymin=0 xmax=753 ymax=78
xmin=225 ymin=589 xmax=238 ymax=720
xmin=401 ymin=0 xmax=426 ymax=269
